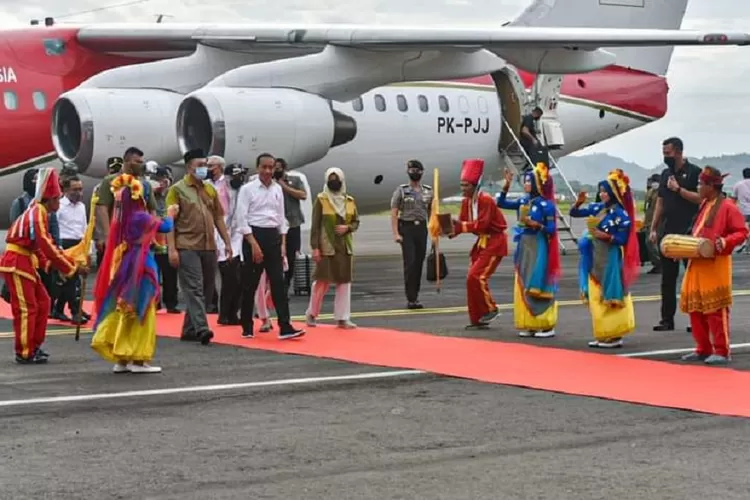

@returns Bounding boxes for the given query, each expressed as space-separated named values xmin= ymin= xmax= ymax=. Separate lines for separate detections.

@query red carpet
xmin=152 ymin=312 xmax=750 ymax=419
xmin=1 ymin=300 xmax=748 ymax=418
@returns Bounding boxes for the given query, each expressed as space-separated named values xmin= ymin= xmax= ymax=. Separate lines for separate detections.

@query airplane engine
xmin=51 ymin=88 xmax=183 ymax=177
xmin=176 ymin=88 xmax=357 ymax=167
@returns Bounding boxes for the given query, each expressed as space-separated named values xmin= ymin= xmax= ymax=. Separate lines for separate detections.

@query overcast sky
xmin=1 ymin=0 xmax=748 ymax=169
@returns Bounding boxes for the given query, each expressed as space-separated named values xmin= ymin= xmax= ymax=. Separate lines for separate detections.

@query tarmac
xmin=2 ymin=216 xmax=750 ymax=499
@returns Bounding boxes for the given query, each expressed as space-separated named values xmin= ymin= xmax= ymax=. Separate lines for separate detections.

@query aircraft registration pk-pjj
xmin=0 ymin=0 xmax=748 ymax=230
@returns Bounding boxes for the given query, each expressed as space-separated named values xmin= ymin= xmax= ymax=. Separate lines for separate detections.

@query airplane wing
xmin=76 ymin=24 xmax=750 ymax=54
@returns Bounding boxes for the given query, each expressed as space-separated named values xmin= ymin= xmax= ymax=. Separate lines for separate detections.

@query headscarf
xmin=530 ymin=162 xmax=561 ymax=285
xmin=323 ymin=167 xmax=347 ymax=218
xmin=597 ymin=169 xmax=640 ymax=288
xmin=94 ymin=211 xmax=161 ymax=326
xmin=22 ymin=168 xmax=38 ymax=198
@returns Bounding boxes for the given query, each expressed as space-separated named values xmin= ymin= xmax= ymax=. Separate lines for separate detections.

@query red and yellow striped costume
xmin=0 ymin=169 xmax=77 ymax=360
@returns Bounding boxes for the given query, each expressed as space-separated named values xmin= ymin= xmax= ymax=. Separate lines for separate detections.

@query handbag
xmin=426 ymin=246 xmax=448 ymax=282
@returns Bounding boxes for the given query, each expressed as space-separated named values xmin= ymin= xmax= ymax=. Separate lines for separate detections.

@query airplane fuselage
xmin=0 ymin=25 xmax=666 ymax=227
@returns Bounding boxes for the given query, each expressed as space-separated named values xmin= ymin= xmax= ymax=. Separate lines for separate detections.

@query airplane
xmin=0 ymin=0 xmax=748 ymax=231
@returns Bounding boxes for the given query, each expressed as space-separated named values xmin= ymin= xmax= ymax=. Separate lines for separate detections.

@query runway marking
xmin=0 ymin=370 xmax=424 ymax=409
xmin=619 ymin=343 xmax=750 ymax=358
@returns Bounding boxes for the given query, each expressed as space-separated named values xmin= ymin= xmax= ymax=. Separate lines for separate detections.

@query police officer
xmin=390 ymin=160 xmax=433 ymax=309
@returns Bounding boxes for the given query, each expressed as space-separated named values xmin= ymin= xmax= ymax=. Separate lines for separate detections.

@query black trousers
xmin=284 ymin=226 xmax=302 ymax=290
xmin=54 ymin=238 xmax=82 ymax=315
xmin=155 ymin=253 xmax=179 ymax=310
xmin=219 ymin=256 xmax=243 ymax=322
xmin=399 ymin=220 xmax=428 ymax=303
xmin=240 ymin=227 xmax=292 ymax=332
xmin=659 ymin=228 xmax=689 ymax=323
xmin=38 ymin=269 xmax=60 ymax=315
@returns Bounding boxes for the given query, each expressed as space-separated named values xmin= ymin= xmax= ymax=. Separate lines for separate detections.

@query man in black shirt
xmin=519 ymin=106 xmax=543 ymax=169
xmin=648 ymin=137 xmax=702 ymax=332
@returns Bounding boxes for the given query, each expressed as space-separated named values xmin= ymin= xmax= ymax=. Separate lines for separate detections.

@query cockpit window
xmin=43 ymin=39 xmax=66 ymax=56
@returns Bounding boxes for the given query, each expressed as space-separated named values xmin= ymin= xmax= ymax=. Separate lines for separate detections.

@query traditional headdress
xmin=34 ymin=168 xmax=62 ymax=201
xmin=598 ymin=169 xmax=640 ymax=287
xmin=699 ymin=166 xmax=729 ymax=189
xmin=528 ymin=162 xmax=561 ymax=284
xmin=460 ymin=158 xmax=484 ymax=186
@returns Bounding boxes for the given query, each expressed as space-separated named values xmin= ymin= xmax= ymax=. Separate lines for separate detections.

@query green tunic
xmin=310 ymin=193 xmax=359 ymax=284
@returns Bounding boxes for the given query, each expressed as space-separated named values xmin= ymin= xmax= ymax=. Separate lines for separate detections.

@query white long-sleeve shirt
xmin=58 ymin=196 xmax=87 ymax=241
xmin=234 ymin=178 xmax=289 ymax=236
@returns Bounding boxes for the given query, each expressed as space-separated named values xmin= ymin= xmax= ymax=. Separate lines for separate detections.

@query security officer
xmin=390 ymin=159 xmax=433 ymax=309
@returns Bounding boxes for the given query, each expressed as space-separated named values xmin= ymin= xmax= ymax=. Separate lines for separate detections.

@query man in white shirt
xmin=53 ymin=176 xmax=90 ymax=324
xmin=206 ymin=155 xmax=229 ymax=314
xmin=234 ymin=153 xmax=305 ymax=340
xmin=731 ymin=168 xmax=750 ymax=253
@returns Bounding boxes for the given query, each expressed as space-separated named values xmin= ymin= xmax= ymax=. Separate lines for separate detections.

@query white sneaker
xmin=306 ymin=314 xmax=317 ymax=327
xmin=535 ymin=329 xmax=556 ymax=338
xmin=259 ymin=320 xmax=272 ymax=333
xmin=337 ymin=320 xmax=357 ymax=329
xmin=129 ymin=363 xmax=162 ymax=374
xmin=113 ymin=364 xmax=130 ymax=374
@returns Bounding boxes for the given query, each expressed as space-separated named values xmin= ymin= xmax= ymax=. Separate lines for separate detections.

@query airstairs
xmin=499 ymin=118 xmax=579 ymax=255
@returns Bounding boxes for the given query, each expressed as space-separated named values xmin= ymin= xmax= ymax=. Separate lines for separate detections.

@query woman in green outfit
xmin=305 ymin=167 xmax=359 ymax=329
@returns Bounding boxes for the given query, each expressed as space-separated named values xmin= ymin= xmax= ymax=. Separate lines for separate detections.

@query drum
xmin=660 ymin=234 xmax=715 ymax=259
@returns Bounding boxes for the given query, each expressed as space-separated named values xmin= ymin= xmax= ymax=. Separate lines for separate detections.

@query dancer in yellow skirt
xmin=496 ymin=163 xmax=561 ymax=338
xmin=570 ymin=169 xmax=640 ymax=348
xmin=91 ymin=179 xmax=176 ymax=374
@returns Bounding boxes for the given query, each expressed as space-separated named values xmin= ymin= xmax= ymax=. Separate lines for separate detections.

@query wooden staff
xmin=75 ymin=276 xmax=87 ymax=342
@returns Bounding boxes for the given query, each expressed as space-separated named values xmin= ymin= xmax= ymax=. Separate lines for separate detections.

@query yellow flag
xmin=427 ymin=168 xmax=441 ymax=242
xmin=63 ymin=192 xmax=97 ymax=266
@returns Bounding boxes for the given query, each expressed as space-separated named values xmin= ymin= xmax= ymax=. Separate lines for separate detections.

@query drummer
xmin=679 ymin=166 xmax=748 ymax=366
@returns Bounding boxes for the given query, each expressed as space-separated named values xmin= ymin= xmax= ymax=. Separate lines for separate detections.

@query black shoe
xmin=217 ymin=316 xmax=232 ymax=326
xmin=407 ymin=301 xmax=424 ymax=310
xmin=180 ymin=334 xmax=200 ymax=342
xmin=653 ymin=321 xmax=674 ymax=332
xmin=279 ymin=327 xmax=305 ymax=340
xmin=480 ymin=309 xmax=500 ymax=324
xmin=36 ymin=348 xmax=50 ymax=359
xmin=465 ymin=322 xmax=489 ymax=330
xmin=686 ymin=326 xmax=692 ymax=333
xmin=241 ymin=330 xmax=254 ymax=339
xmin=51 ymin=312 xmax=72 ymax=322
xmin=167 ymin=308 xmax=181 ymax=314
xmin=15 ymin=352 xmax=48 ymax=364
xmin=199 ymin=330 xmax=214 ymax=345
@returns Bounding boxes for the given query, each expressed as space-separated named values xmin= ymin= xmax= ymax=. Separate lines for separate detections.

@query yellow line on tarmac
xmin=1 ymin=289 xmax=750 ymax=337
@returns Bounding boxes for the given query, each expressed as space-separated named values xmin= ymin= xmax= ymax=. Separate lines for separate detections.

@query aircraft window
xmin=374 ymin=94 xmax=386 ymax=112
xmin=32 ymin=91 xmax=47 ymax=111
xmin=418 ymin=95 xmax=429 ymax=112
xmin=396 ymin=94 xmax=408 ymax=112
xmin=43 ymin=38 xmax=66 ymax=56
xmin=458 ymin=96 xmax=470 ymax=114
xmin=352 ymin=97 xmax=364 ymax=112
xmin=438 ymin=95 xmax=449 ymax=113
xmin=3 ymin=91 xmax=18 ymax=111
xmin=478 ymin=96 xmax=488 ymax=114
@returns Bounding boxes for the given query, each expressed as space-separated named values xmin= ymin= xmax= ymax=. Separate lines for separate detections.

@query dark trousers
xmin=399 ymin=220 xmax=428 ymax=303
xmin=177 ymin=250 xmax=217 ymax=339
xmin=219 ymin=256 xmax=243 ymax=322
xmin=38 ymin=269 xmax=59 ymax=315
xmin=240 ymin=227 xmax=292 ymax=332
xmin=660 ymin=227 xmax=689 ymax=324
xmin=155 ymin=253 xmax=179 ymax=310
xmin=284 ymin=226 xmax=302 ymax=290
xmin=54 ymin=238 xmax=82 ymax=315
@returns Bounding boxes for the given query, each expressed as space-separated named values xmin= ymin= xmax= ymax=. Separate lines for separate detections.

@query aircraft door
xmin=490 ymin=67 xmax=528 ymax=152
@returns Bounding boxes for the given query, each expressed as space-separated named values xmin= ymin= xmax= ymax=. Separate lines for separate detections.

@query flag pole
xmin=433 ymin=168 xmax=441 ymax=293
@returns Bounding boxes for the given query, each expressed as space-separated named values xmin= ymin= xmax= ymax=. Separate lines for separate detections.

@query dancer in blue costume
xmin=570 ymin=169 xmax=640 ymax=348
xmin=496 ymin=163 xmax=561 ymax=338
xmin=91 ymin=198 xmax=176 ymax=374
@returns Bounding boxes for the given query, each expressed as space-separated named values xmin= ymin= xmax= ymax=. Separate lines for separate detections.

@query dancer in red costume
xmin=0 ymin=169 xmax=85 ymax=364
xmin=680 ymin=166 xmax=748 ymax=366
xmin=449 ymin=159 xmax=509 ymax=329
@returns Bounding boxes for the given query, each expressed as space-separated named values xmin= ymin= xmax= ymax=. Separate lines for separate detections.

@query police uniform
xmin=391 ymin=181 xmax=433 ymax=308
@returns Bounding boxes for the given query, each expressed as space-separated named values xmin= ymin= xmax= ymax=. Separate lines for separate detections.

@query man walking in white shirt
xmin=234 ymin=153 xmax=304 ymax=340
xmin=53 ymin=176 xmax=89 ymax=324
xmin=731 ymin=167 xmax=750 ymax=253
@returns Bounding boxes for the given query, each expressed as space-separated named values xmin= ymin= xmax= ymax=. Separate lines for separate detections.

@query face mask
xmin=327 ymin=180 xmax=342 ymax=192
xmin=650 ymin=182 xmax=659 ymax=190
xmin=195 ymin=166 xmax=208 ymax=180
xmin=67 ymin=192 xmax=82 ymax=203
xmin=408 ymin=172 xmax=422 ymax=181
xmin=663 ymin=157 xmax=676 ymax=170
xmin=273 ymin=170 xmax=284 ymax=180
xmin=230 ymin=178 xmax=243 ymax=190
